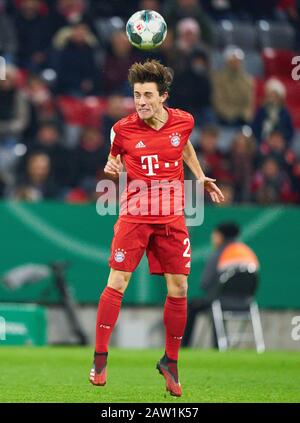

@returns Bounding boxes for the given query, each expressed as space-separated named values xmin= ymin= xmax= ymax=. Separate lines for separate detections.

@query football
xmin=126 ymin=10 xmax=167 ymax=50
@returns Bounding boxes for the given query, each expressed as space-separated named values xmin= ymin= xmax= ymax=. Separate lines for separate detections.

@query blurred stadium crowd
xmin=0 ymin=0 xmax=300 ymax=204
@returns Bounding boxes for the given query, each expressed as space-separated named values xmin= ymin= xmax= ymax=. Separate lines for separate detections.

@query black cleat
xmin=156 ymin=354 xmax=182 ymax=397
xmin=89 ymin=352 xmax=108 ymax=386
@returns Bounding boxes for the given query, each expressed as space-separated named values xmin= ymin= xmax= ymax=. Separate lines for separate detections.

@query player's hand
xmin=198 ymin=177 xmax=225 ymax=203
xmin=104 ymin=156 xmax=123 ymax=178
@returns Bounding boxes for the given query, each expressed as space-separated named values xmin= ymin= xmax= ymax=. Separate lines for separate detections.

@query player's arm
xmin=183 ymin=139 xmax=225 ymax=203
xmin=105 ymin=124 xmax=124 ymax=180
xmin=104 ymin=153 xmax=123 ymax=180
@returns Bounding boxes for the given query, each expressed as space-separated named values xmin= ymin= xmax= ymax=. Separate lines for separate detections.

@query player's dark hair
xmin=215 ymin=222 xmax=240 ymax=241
xmin=128 ymin=59 xmax=174 ymax=95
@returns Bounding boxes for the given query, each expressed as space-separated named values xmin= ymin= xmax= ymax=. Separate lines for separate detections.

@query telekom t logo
xmin=141 ymin=155 xmax=159 ymax=176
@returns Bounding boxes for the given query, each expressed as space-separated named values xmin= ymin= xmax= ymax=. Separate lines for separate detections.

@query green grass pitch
xmin=0 ymin=347 xmax=299 ymax=403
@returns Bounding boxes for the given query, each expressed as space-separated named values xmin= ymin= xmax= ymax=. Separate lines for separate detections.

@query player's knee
xmin=108 ymin=271 xmax=130 ymax=293
xmin=176 ymin=284 xmax=188 ymax=297
xmin=168 ymin=277 xmax=188 ymax=297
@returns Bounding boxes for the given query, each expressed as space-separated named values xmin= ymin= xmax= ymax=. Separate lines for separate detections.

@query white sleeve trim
xmin=110 ymin=127 xmax=116 ymax=145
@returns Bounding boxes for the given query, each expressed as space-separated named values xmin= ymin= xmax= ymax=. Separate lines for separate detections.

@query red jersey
xmin=110 ymin=107 xmax=194 ymax=223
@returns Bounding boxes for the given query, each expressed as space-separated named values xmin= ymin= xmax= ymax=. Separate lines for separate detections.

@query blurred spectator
xmin=50 ymin=0 xmax=95 ymax=34
xmin=53 ymin=22 xmax=99 ymax=96
xmin=252 ymin=156 xmax=295 ymax=204
xmin=23 ymin=73 xmax=57 ymax=143
xmin=52 ymin=18 xmax=98 ymax=50
xmin=70 ymin=127 xmax=107 ymax=198
xmin=173 ymin=18 xmax=209 ymax=73
xmin=217 ymin=182 xmax=234 ymax=204
xmin=182 ymin=222 xmax=259 ymax=347
xmin=0 ymin=0 xmax=297 ymax=206
xmin=165 ymin=0 xmax=213 ymax=45
xmin=195 ymin=124 xmax=232 ymax=182
xmin=0 ymin=65 xmax=29 ymax=146
xmin=0 ymin=3 xmax=18 ymax=62
xmin=139 ymin=0 xmax=161 ymax=12
xmin=18 ymin=121 xmax=71 ymax=188
xmin=156 ymin=29 xmax=179 ymax=70
xmin=212 ymin=46 xmax=254 ymax=126
xmin=13 ymin=152 xmax=57 ymax=200
xmin=101 ymin=94 xmax=127 ymax=152
xmin=258 ymin=130 xmax=295 ymax=175
xmin=136 ymin=29 xmax=177 ymax=70
xmin=201 ymin=0 xmax=236 ymax=21
xmin=291 ymin=158 xmax=300 ymax=201
xmin=89 ymin=0 xmax=138 ymax=19
xmin=230 ymin=130 xmax=256 ymax=202
xmin=102 ymin=30 xmax=140 ymax=95
xmin=170 ymin=47 xmax=214 ymax=126
xmin=252 ymin=78 xmax=294 ymax=144
xmin=278 ymin=0 xmax=300 ymax=50
xmin=13 ymin=0 xmax=53 ymax=71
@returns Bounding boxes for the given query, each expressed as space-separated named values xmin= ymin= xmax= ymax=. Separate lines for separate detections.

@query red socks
xmin=164 ymin=296 xmax=187 ymax=361
xmin=95 ymin=288 xmax=186 ymax=360
xmin=95 ymin=286 xmax=123 ymax=353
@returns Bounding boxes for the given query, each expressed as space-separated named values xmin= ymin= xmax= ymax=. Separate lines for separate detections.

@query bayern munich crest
xmin=169 ymin=132 xmax=181 ymax=147
xmin=114 ymin=248 xmax=127 ymax=263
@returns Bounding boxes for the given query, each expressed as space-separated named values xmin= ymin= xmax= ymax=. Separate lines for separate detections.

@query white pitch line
xmin=5 ymin=202 xmax=284 ymax=267
xmin=192 ymin=207 xmax=284 ymax=262
xmin=5 ymin=202 xmax=109 ymax=263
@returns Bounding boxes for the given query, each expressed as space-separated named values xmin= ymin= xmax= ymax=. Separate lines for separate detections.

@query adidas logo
xmin=185 ymin=261 xmax=191 ymax=268
xmin=135 ymin=141 xmax=146 ymax=148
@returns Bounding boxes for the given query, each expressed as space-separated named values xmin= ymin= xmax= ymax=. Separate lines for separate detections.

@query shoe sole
xmin=156 ymin=363 xmax=182 ymax=397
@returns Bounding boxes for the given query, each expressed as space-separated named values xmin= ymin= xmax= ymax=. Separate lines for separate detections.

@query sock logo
xmin=173 ymin=336 xmax=182 ymax=340
xmin=99 ymin=324 xmax=111 ymax=330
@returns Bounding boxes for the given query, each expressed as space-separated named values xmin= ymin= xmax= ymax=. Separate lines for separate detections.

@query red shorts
xmin=109 ymin=216 xmax=191 ymax=275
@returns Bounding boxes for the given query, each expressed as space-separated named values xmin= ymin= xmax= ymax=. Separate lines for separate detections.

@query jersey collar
xmin=138 ymin=106 xmax=172 ymax=132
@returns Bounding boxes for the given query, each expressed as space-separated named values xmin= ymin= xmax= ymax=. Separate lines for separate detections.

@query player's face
xmin=133 ymin=82 xmax=167 ymax=120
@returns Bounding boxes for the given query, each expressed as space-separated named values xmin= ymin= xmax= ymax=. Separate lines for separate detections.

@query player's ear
xmin=161 ymin=91 xmax=168 ymax=103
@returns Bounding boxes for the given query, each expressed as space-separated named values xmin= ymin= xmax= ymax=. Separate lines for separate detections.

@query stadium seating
xmin=256 ymin=20 xmax=295 ymax=50
xmin=262 ymin=49 xmax=296 ymax=78
xmin=57 ymin=96 xmax=107 ymax=126
xmin=211 ymin=50 xmax=264 ymax=78
xmin=213 ymin=21 xmax=257 ymax=50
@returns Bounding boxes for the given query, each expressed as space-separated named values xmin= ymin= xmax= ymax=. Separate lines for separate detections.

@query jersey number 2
xmin=183 ymin=238 xmax=191 ymax=257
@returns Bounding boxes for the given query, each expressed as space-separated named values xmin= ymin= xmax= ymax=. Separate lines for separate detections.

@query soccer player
xmin=89 ymin=60 xmax=224 ymax=397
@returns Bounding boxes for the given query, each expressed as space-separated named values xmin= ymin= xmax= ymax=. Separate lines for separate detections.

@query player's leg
xmin=147 ymin=217 xmax=190 ymax=396
xmin=90 ymin=269 xmax=132 ymax=386
xmin=156 ymin=273 xmax=188 ymax=397
xmin=90 ymin=219 xmax=152 ymax=386
xmin=96 ymin=268 xmax=132 ymax=353
xmin=148 ymin=218 xmax=190 ymax=359
xmin=164 ymin=273 xmax=188 ymax=358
